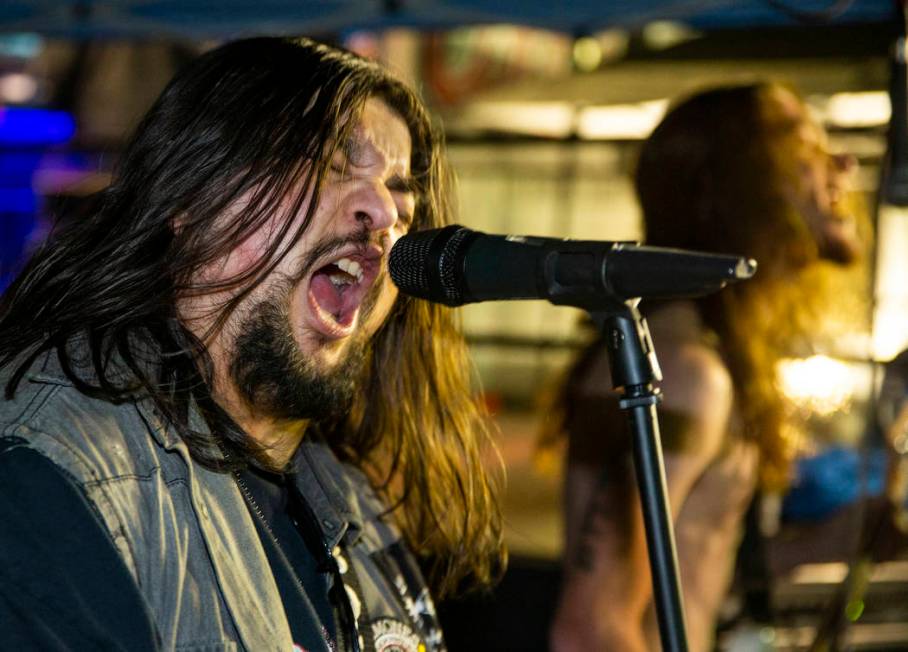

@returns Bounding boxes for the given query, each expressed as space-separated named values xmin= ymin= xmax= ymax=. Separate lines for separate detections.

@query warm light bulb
xmin=776 ymin=355 xmax=860 ymax=416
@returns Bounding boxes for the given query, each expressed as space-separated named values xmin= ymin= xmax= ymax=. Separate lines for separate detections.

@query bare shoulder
xmin=645 ymin=302 xmax=732 ymax=418
xmin=659 ymin=341 xmax=732 ymax=415
xmin=644 ymin=303 xmax=734 ymax=462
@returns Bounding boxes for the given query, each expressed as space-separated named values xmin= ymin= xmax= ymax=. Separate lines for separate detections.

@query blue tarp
xmin=783 ymin=446 xmax=892 ymax=522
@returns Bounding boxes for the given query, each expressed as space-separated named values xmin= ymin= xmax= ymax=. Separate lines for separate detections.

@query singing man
xmin=0 ymin=37 xmax=503 ymax=651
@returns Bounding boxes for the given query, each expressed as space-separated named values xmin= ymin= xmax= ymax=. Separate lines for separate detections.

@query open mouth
xmin=307 ymin=250 xmax=380 ymax=338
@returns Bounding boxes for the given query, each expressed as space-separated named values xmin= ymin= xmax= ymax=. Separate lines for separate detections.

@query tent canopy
xmin=0 ymin=0 xmax=898 ymax=38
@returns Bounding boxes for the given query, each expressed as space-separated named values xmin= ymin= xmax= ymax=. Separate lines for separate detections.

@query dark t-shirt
xmin=0 ymin=441 xmax=160 ymax=650
xmin=236 ymin=466 xmax=339 ymax=650
xmin=0 ymin=440 xmax=343 ymax=651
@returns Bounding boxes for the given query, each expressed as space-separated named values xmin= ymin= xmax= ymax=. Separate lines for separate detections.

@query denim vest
xmin=0 ymin=350 xmax=443 ymax=652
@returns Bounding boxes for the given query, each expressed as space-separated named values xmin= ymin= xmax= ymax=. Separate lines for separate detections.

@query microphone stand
xmin=589 ymin=299 xmax=689 ymax=652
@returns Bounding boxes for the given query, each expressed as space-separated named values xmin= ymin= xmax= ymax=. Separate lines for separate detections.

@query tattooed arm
xmin=550 ymin=336 xmax=751 ymax=652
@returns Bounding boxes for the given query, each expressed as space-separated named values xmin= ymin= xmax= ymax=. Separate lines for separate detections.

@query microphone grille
xmin=437 ymin=226 xmax=473 ymax=303
xmin=389 ymin=225 xmax=474 ymax=306
xmin=389 ymin=228 xmax=435 ymax=296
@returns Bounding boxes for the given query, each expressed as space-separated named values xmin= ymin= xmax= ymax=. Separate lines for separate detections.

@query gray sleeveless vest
xmin=0 ymin=350 xmax=443 ymax=651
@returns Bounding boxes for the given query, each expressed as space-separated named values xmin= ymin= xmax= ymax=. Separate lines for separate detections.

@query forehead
xmin=766 ymin=86 xmax=826 ymax=148
xmin=343 ymin=97 xmax=413 ymax=172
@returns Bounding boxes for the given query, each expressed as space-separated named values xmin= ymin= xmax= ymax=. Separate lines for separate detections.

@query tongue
xmin=310 ymin=272 xmax=344 ymax=319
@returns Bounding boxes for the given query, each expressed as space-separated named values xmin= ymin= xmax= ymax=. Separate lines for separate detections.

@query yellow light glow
xmin=572 ymin=36 xmax=602 ymax=72
xmin=873 ymin=204 xmax=908 ymax=361
xmin=824 ymin=91 xmax=891 ymax=129
xmin=460 ymin=101 xmax=575 ymax=139
xmin=577 ymin=100 xmax=669 ymax=140
xmin=641 ymin=21 xmax=700 ymax=50
xmin=776 ymin=355 xmax=858 ymax=416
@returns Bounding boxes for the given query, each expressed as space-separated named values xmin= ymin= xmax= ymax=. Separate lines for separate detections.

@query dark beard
xmin=229 ymin=285 xmax=367 ymax=422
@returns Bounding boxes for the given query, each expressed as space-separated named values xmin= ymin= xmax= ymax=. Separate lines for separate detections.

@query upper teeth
xmin=336 ymin=257 xmax=363 ymax=282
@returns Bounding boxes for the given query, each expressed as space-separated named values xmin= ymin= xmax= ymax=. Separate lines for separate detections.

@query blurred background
xmin=1 ymin=1 xmax=906 ymax=649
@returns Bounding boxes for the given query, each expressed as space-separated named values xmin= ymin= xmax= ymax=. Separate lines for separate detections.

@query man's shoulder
xmin=2 ymin=349 xmax=133 ymax=426
xmin=0 ymin=350 xmax=162 ymax=483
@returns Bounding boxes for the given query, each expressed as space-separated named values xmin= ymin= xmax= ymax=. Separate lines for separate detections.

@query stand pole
xmin=591 ymin=304 xmax=689 ymax=652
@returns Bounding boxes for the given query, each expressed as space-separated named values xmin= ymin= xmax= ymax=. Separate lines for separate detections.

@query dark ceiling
xmin=0 ymin=0 xmax=899 ymax=38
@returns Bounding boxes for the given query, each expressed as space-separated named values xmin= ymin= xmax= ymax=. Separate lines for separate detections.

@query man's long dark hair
xmin=0 ymin=37 xmax=504 ymax=595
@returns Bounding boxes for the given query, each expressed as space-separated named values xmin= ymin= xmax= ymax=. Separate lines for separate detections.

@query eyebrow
xmin=340 ymin=136 xmax=418 ymax=195
xmin=341 ymin=137 xmax=366 ymax=166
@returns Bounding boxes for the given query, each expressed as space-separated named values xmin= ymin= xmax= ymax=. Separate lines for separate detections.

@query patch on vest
xmin=370 ymin=618 xmax=423 ymax=652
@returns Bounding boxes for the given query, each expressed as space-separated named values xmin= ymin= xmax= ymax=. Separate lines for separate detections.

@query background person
xmin=545 ymin=82 xmax=864 ymax=652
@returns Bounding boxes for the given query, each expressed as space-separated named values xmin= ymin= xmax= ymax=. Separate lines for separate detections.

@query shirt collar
xmin=289 ymin=439 xmax=366 ymax=550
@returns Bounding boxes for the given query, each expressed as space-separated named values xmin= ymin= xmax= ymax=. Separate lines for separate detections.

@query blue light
xmin=0 ymin=188 xmax=38 ymax=214
xmin=0 ymin=152 xmax=43 ymax=185
xmin=0 ymin=107 xmax=75 ymax=147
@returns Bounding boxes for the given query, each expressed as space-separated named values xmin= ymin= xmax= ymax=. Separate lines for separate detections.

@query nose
xmin=351 ymin=180 xmax=398 ymax=234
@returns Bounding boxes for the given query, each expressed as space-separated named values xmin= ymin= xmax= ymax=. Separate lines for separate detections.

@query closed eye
xmin=328 ymin=159 xmax=350 ymax=179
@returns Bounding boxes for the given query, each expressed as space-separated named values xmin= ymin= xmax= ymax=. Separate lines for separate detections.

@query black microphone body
xmin=389 ymin=225 xmax=756 ymax=309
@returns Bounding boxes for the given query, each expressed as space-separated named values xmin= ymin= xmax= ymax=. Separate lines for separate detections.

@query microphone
xmin=388 ymin=225 xmax=756 ymax=309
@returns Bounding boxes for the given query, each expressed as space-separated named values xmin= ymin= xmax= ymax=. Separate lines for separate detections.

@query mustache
xmin=290 ymin=226 xmax=379 ymax=285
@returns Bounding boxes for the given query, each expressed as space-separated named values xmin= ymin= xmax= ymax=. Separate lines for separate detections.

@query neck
xmin=239 ymin=413 xmax=310 ymax=470
xmin=213 ymin=368 xmax=310 ymax=470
